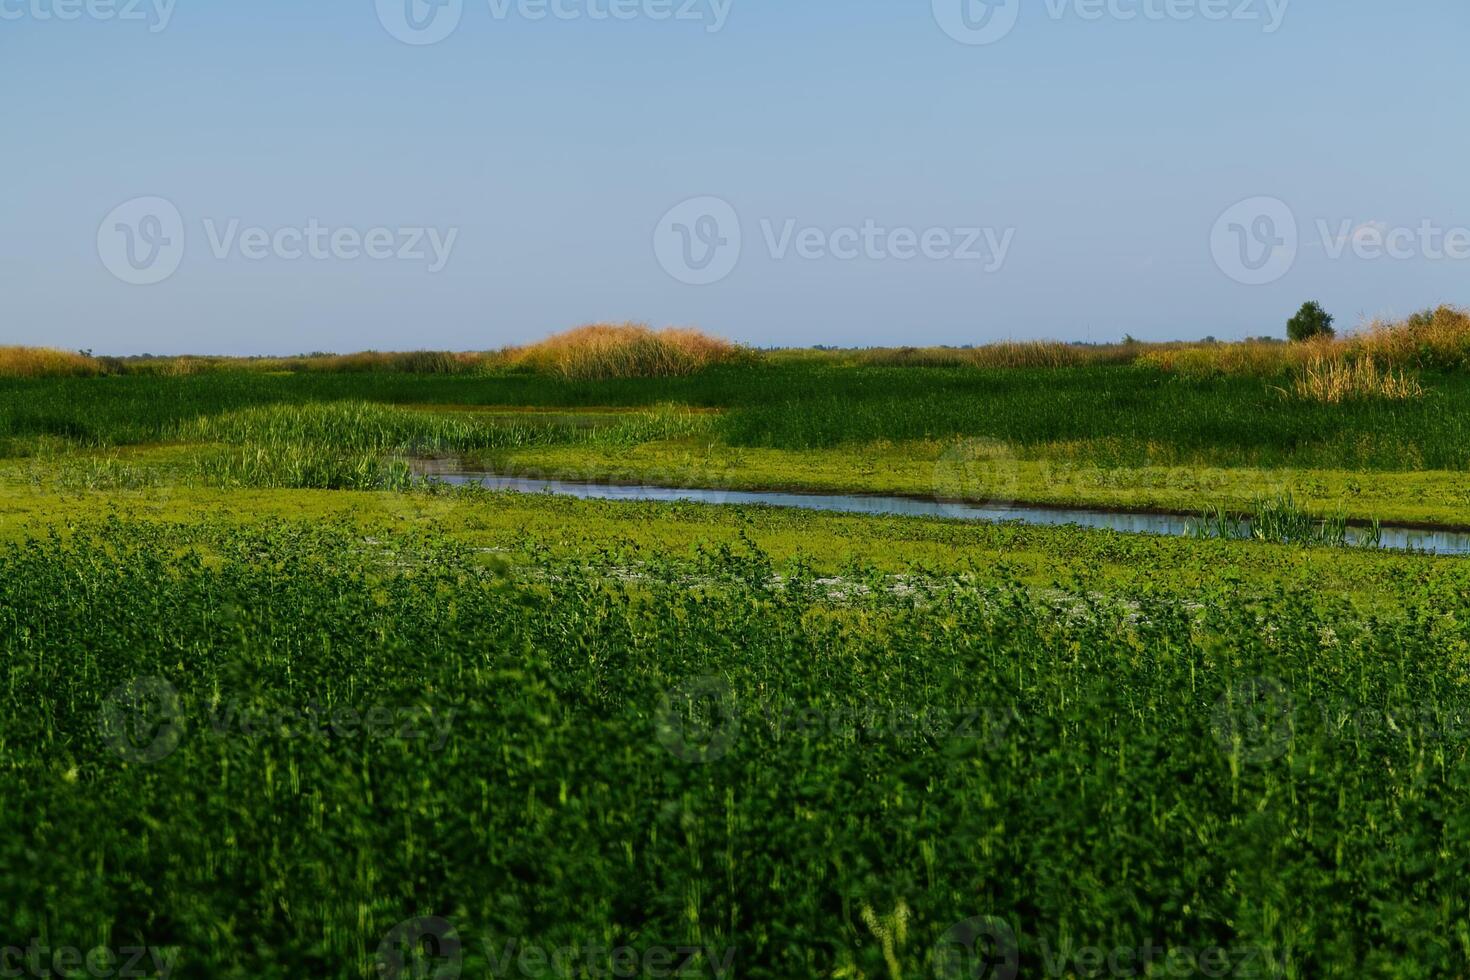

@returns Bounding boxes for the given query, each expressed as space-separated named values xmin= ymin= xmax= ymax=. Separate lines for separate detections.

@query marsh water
xmin=431 ymin=472 xmax=1470 ymax=556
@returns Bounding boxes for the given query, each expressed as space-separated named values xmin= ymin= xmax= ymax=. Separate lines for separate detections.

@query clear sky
xmin=3 ymin=0 xmax=1467 ymax=354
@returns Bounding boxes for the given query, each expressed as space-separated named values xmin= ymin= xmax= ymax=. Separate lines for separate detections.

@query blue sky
xmin=2 ymin=0 xmax=1467 ymax=354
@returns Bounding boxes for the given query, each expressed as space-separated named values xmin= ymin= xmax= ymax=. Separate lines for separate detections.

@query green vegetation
xmin=6 ymin=360 xmax=1470 ymax=466
xmin=5 ymin=508 xmax=1470 ymax=976
xmin=7 ymin=306 xmax=1468 ymax=382
xmin=1192 ymin=493 xmax=1382 ymax=549
xmin=8 ymin=317 xmax=1470 ymax=976
xmin=1286 ymin=301 xmax=1336 ymax=342
xmin=176 ymin=402 xmax=711 ymax=490
xmin=7 ymin=354 xmax=1470 ymax=524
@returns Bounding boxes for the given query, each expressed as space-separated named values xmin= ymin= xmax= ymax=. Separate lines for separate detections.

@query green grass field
xmin=6 ymin=359 xmax=1470 ymax=977
xmin=6 ymin=359 xmax=1470 ymax=523
xmin=9 ymin=362 xmax=1470 ymax=471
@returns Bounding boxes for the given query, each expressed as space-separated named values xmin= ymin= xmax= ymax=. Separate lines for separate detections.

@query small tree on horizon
xmin=1287 ymin=301 xmax=1336 ymax=342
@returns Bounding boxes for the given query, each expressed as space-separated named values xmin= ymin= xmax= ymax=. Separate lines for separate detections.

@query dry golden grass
xmin=0 ymin=347 xmax=105 ymax=378
xmin=1283 ymin=357 xmax=1426 ymax=404
xmin=1143 ymin=307 xmax=1470 ymax=379
xmin=1345 ymin=305 xmax=1470 ymax=369
xmin=4 ymin=306 xmax=1465 ymax=380
xmin=86 ymin=351 xmax=496 ymax=377
xmin=505 ymin=323 xmax=746 ymax=380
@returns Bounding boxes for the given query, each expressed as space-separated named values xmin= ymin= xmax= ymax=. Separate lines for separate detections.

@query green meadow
xmin=6 ymin=339 xmax=1470 ymax=977
xmin=6 ymin=356 xmax=1470 ymax=522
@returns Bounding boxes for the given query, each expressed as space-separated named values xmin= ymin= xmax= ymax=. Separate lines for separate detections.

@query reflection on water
xmin=432 ymin=473 xmax=1470 ymax=556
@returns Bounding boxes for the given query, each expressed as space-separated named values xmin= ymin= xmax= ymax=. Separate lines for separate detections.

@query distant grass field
xmin=8 ymin=330 xmax=1470 ymax=976
xmin=6 ymin=361 xmax=1470 ymax=467
xmin=6 ymin=358 xmax=1470 ymax=530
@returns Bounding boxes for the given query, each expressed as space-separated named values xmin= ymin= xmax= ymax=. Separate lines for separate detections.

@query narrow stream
xmin=432 ymin=472 xmax=1470 ymax=556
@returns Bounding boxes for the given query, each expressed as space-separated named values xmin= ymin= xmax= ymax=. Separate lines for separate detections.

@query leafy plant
xmin=1287 ymin=301 xmax=1337 ymax=342
xmin=3 ymin=518 xmax=1469 ymax=976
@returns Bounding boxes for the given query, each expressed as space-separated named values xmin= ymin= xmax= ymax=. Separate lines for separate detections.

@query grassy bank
xmin=473 ymin=440 xmax=1470 ymax=527
xmin=3 ymin=479 xmax=1467 ymax=609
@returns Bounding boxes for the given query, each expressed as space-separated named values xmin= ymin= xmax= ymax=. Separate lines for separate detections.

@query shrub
xmin=1287 ymin=301 xmax=1336 ymax=343
xmin=506 ymin=323 xmax=746 ymax=380
xmin=1349 ymin=305 xmax=1470 ymax=370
